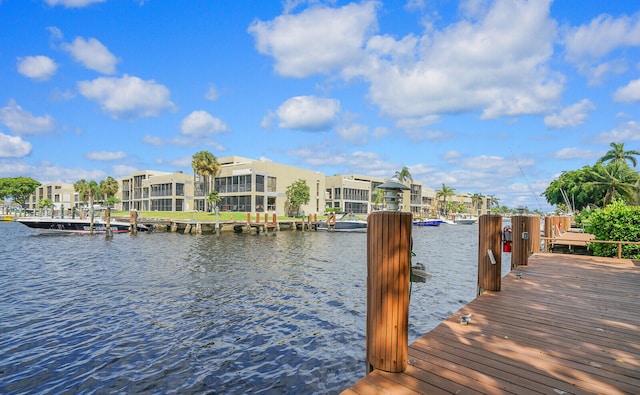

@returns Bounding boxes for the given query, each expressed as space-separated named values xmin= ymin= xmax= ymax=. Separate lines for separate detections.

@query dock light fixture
xmin=378 ymin=178 xmax=410 ymax=211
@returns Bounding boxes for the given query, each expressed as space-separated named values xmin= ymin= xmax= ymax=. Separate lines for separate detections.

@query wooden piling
xmin=477 ymin=214 xmax=502 ymax=295
xmin=511 ymin=215 xmax=529 ymax=268
xmin=366 ymin=211 xmax=412 ymax=374
xmin=526 ymin=216 xmax=541 ymax=254
xmin=129 ymin=210 xmax=138 ymax=235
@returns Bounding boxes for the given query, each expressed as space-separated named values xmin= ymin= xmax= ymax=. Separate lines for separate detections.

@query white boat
xmin=454 ymin=214 xmax=478 ymax=225
xmin=16 ymin=216 xmax=148 ymax=234
xmin=316 ymin=213 xmax=367 ymax=232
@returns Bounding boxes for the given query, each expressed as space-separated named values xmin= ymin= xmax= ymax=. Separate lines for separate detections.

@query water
xmin=0 ymin=221 xmax=511 ymax=394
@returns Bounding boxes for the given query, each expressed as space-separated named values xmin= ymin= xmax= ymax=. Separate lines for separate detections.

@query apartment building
xmin=25 ymin=182 xmax=77 ymax=214
xmin=204 ymin=156 xmax=325 ymax=216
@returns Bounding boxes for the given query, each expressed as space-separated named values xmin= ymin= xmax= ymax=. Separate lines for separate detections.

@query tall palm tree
xmin=394 ymin=166 xmax=413 ymax=184
xmin=100 ymin=176 xmax=120 ymax=236
xmin=598 ymin=142 xmax=640 ymax=167
xmin=589 ymin=161 xmax=640 ymax=206
xmin=74 ymin=179 xmax=101 ymax=234
xmin=192 ymin=150 xmax=221 ymax=212
xmin=471 ymin=193 xmax=483 ymax=215
xmin=435 ymin=183 xmax=455 ymax=215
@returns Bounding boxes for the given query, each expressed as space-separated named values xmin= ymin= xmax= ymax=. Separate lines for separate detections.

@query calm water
xmin=0 ymin=221 xmax=510 ymax=394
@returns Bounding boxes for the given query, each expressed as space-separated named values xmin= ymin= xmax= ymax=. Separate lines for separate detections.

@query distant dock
xmin=343 ymin=253 xmax=640 ymax=394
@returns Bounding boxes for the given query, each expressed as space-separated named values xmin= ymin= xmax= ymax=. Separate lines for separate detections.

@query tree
xmin=207 ymin=190 xmax=221 ymax=209
xmin=598 ymin=142 xmax=640 ymax=167
xmin=0 ymin=177 xmax=41 ymax=208
xmin=192 ymin=150 xmax=221 ymax=212
xmin=36 ymin=198 xmax=53 ymax=217
xmin=74 ymin=179 xmax=101 ymax=234
xmin=394 ymin=166 xmax=413 ymax=184
xmin=435 ymin=183 xmax=455 ymax=215
xmin=371 ymin=187 xmax=384 ymax=210
xmin=589 ymin=161 xmax=640 ymax=206
xmin=543 ymin=166 xmax=604 ymax=210
xmin=471 ymin=193 xmax=483 ymax=215
xmin=286 ymin=179 xmax=310 ymax=217
xmin=99 ymin=176 xmax=119 ymax=201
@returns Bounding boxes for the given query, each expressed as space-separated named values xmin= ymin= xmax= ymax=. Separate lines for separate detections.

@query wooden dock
xmin=343 ymin=253 xmax=640 ymax=394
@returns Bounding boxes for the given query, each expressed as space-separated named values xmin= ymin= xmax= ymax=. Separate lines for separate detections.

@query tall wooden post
xmin=526 ymin=216 xmax=541 ymax=255
xmin=366 ymin=211 xmax=412 ymax=373
xmin=511 ymin=215 xmax=529 ymax=268
xmin=477 ymin=214 xmax=502 ymax=295
xmin=105 ymin=207 xmax=113 ymax=238
xmin=544 ymin=216 xmax=553 ymax=252
xmin=130 ymin=210 xmax=138 ymax=235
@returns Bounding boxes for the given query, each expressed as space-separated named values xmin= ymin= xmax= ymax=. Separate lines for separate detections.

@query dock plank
xmin=342 ymin=253 xmax=640 ymax=394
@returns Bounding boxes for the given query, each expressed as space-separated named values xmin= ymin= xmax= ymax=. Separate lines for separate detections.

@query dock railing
xmin=542 ymin=235 xmax=640 ymax=259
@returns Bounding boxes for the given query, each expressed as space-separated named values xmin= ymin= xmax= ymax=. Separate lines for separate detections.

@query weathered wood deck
xmin=342 ymin=253 xmax=640 ymax=394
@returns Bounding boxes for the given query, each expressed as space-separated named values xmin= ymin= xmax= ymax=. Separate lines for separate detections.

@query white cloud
xmin=205 ymin=84 xmax=219 ymax=101
xmin=17 ymin=55 xmax=58 ymax=81
xmin=44 ymin=0 xmax=105 ymax=8
xmin=613 ymin=78 xmax=640 ymax=103
xmin=77 ymin=74 xmax=175 ymax=120
xmin=598 ymin=120 xmax=640 ymax=142
xmin=0 ymin=100 xmax=55 ymax=135
xmin=62 ymin=37 xmax=118 ymax=74
xmin=544 ymin=99 xmax=595 ymax=128
xmin=276 ymin=96 xmax=340 ymax=131
xmin=180 ymin=110 xmax=229 ymax=136
xmin=0 ymin=132 xmax=32 ymax=157
xmin=359 ymin=0 xmax=561 ymax=122
xmin=563 ymin=13 xmax=640 ymax=63
xmin=85 ymin=151 xmax=126 ymax=161
xmin=554 ymin=147 xmax=599 ymax=160
xmin=563 ymin=13 xmax=640 ymax=82
xmin=336 ymin=122 xmax=368 ymax=144
xmin=249 ymin=2 xmax=378 ymax=77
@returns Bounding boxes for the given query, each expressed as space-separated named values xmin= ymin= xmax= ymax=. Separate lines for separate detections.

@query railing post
xmin=366 ymin=211 xmax=412 ymax=374
xmin=478 ymin=214 xmax=502 ymax=295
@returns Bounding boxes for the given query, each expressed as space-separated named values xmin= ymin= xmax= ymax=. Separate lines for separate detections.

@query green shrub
xmin=584 ymin=200 xmax=640 ymax=259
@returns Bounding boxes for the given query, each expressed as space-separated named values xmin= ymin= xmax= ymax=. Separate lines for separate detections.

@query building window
xmin=215 ymin=175 xmax=252 ymax=193
xmin=176 ymin=183 xmax=184 ymax=196
xmin=151 ymin=198 xmax=172 ymax=211
xmin=219 ymin=195 xmax=251 ymax=212
xmin=151 ymin=183 xmax=172 ymax=197
xmin=334 ymin=187 xmax=341 ymax=199
xmin=256 ymin=175 xmax=265 ymax=192
xmin=255 ymin=195 xmax=264 ymax=212
xmin=176 ymin=199 xmax=184 ymax=212
xmin=267 ymin=176 xmax=277 ymax=193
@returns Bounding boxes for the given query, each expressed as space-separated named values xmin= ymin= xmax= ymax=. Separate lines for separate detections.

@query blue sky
xmin=1 ymin=0 xmax=639 ymax=211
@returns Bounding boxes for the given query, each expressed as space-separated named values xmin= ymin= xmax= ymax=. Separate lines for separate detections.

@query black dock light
xmin=378 ymin=178 xmax=410 ymax=211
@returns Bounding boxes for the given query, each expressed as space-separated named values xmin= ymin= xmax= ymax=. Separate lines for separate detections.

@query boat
xmin=15 ymin=216 xmax=148 ymax=234
xmin=316 ymin=213 xmax=367 ymax=232
xmin=412 ymin=219 xmax=442 ymax=227
xmin=1 ymin=214 xmax=14 ymax=222
xmin=454 ymin=214 xmax=478 ymax=225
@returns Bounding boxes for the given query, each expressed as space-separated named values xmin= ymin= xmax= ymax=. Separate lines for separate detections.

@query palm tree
xmin=192 ymin=150 xmax=221 ymax=212
xmin=394 ymin=166 xmax=413 ymax=184
xmin=371 ymin=187 xmax=384 ymax=210
xmin=589 ymin=161 xmax=640 ymax=206
xmin=100 ymin=176 xmax=120 ymax=236
xmin=74 ymin=179 xmax=101 ymax=234
xmin=471 ymin=193 xmax=483 ymax=215
xmin=435 ymin=183 xmax=455 ymax=216
xmin=598 ymin=142 xmax=640 ymax=167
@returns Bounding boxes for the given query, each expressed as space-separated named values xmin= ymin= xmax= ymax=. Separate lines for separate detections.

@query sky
xmin=1 ymin=0 xmax=639 ymax=211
